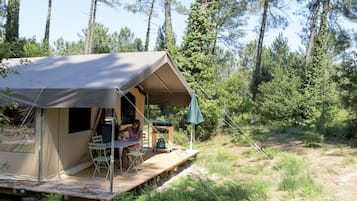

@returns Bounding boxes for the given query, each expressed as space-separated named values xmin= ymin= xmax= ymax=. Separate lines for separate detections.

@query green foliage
xmin=53 ymin=24 xmax=143 ymax=56
xmin=41 ymin=193 xmax=62 ymax=201
xmin=114 ymin=176 xmax=269 ymax=201
xmin=175 ymin=1 xmax=220 ymax=140
xmin=302 ymin=130 xmax=324 ymax=147
xmin=335 ymin=51 xmax=357 ymax=137
xmin=257 ymin=67 xmax=304 ymax=126
xmin=111 ymin=26 xmax=143 ymax=52
xmin=5 ymin=0 xmax=20 ymax=43
xmin=303 ymin=0 xmax=340 ymax=129
xmin=218 ymin=70 xmax=254 ymax=127
xmin=53 ymin=37 xmax=85 ymax=55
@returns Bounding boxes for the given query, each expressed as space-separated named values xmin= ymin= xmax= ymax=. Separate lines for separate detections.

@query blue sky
xmin=19 ymin=0 xmax=305 ymax=51
xmin=20 ymin=0 xmax=190 ymax=50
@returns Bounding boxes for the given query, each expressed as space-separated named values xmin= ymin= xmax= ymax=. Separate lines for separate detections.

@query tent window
xmin=68 ymin=108 xmax=91 ymax=133
xmin=121 ymin=92 xmax=136 ymax=124
xmin=0 ymin=106 xmax=36 ymax=153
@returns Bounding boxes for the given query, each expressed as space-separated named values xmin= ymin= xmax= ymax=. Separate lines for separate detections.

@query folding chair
xmin=125 ymin=145 xmax=145 ymax=173
xmin=88 ymin=142 xmax=110 ymax=179
xmin=91 ymin=135 xmax=103 ymax=143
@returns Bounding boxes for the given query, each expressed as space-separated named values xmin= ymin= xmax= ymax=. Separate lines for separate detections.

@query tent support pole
xmin=38 ymin=109 xmax=44 ymax=184
xmin=146 ymin=93 xmax=150 ymax=148
xmin=110 ymin=108 xmax=115 ymax=193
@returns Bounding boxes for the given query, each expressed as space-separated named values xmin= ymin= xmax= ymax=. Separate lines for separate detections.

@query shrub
xmin=303 ymin=131 xmax=324 ymax=147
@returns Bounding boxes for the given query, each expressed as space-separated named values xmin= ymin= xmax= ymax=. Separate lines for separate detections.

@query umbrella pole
xmin=190 ymin=124 xmax=194 ymax=150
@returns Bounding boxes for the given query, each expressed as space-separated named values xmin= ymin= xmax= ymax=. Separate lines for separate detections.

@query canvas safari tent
xmin=0 ymin=51 xmax=192 ymax=183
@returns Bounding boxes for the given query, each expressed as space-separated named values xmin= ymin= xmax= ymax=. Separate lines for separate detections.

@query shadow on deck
xmin=0 ymin=149 xmax=199 ymax=200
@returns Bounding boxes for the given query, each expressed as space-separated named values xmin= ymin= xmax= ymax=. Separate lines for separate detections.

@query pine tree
xmin=177 ymin=0 xmax=219 ymax=139
xmin=5 ymin=0 xmax=20 ymax=43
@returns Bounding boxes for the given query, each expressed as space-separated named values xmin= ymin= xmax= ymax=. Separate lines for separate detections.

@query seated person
xmin=120 ymin=119 xmax=143 ymax=167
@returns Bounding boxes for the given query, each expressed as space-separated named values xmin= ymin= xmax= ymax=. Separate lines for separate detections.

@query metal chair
xmin=126 ymin=150 xmax=144 ymax=173
xmin=125 ymin=142 xmax=145 ymax=173
xmin=88 ymin=142 xmax=110 ymax=179
xmin=91 ymin=135 xmax=103 ymax=143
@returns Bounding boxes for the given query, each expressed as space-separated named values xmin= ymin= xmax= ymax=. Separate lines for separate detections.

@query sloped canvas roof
xmin=0 ymin=51 xmax=192 ymax=108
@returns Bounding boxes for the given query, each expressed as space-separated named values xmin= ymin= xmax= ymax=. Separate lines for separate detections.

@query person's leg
xmin=121 ymin=148 xmax=129 ymax=169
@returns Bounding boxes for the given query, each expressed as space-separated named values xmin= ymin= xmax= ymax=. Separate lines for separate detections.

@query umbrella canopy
xmin=186 ymin=92 xmax=204 ymax=124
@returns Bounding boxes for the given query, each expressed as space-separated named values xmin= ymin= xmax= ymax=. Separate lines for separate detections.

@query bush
xmin=303 ymin=131 xmax=324 ymax=147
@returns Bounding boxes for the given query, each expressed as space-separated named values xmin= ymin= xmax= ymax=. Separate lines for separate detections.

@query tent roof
xmin=0 ymin=51 xmax=192 ymax=108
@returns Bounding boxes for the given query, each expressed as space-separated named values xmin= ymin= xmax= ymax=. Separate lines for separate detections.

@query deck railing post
xmin=110 ymin=108 xmax=115 ymax=193
xmin=38 ymin=109 xmax=44 ymax=184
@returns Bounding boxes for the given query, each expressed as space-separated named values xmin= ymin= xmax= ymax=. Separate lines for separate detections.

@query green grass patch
xmin=302 ymin=131 xmax=324 ymax=147
xmin=274 ymin=153 xmax=305 ymax=175
xmin=242 ymin=147 xmax=281 ymax=161
xmin=113 ymin=176 xmax=270 ymax=201
xmin=240 ymin=162 xmax=267 ymax=175
xmin=279 ymin=175 xmax=324 ymax=200
xmin=194 ymin=149 xmax=239 ymax=176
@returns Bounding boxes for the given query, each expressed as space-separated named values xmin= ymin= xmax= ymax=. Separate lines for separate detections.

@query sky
xmin=19 ymin=0 xmax=306 ymax=52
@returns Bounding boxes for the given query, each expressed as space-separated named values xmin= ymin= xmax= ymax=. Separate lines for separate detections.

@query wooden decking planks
xmin=0 ymin=149 xmax=199 ymax=200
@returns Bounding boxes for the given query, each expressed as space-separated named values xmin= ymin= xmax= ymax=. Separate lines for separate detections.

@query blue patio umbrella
xmin=187 ymin=92 xmax=204 ymax=150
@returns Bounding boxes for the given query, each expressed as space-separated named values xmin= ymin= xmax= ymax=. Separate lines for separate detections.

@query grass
xmin=339 ymin=156 xmax=355 ymax=168
xmin=113 ymin=177 xmax=270 ymax=201
xmin=113 ymin=126 xmax=356 ymax=201
xmin=194 ymin=149 xmax=239 ymax=176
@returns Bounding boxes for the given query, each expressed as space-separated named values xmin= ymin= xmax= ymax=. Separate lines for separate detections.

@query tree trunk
xmin=5 ymin=0 xmax=20 ymax=43
xmin=164 ymin=0 xmax=174 ymax=51
xmin=144 ymin=0 xmax=156 ymax=51
xmin=43 ymin=0 xmax=52 ymax=55
xmin=85 ymin=0 xmax=97 ymax=54
xmin=252 ymin=0 xmax=269 ymax=101
xmin=305 ymin=0 xmax=321 ymax=73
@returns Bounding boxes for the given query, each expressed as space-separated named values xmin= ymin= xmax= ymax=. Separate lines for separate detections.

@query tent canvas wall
xmin=0 ymin=52 xmax=191 ymax=181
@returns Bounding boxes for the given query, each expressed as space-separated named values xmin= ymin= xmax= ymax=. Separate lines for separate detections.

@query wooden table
xmin=151 ymin=125 xmax=174 ymax=152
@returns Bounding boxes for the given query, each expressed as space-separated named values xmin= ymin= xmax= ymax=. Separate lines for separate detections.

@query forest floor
xmin=178 ymin=129 xmax=357 ymax=201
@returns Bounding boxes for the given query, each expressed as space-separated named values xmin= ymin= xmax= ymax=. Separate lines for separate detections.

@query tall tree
xmin=164 ymin=0 xmax=175 ymax=52
xmin=123 ymin=0 xmax=157 ymax=51
xmin=85 ymin=0 xmax=97 ymax=54
xmin=5 ymin=0 xmax=20 ymax=43
xmin=178 ymin=0 xmax=219 ymax=139
xmin=250 ymin=0 xmax=288 ymax=101
xmin=211 ymin=0 xmax=248 ymax=54
xmin=304 ymin=0 xmax=321 ymax=73
xmin=43 ymin=0 xmax=52 ymax=55
xmin=85 ymin=0 xmax=120 ymax=54
xmin=252 ymin=0 xmax=269 ymax=101
xmin=145 ymin=0 xmax=156 ymax=51
xmin=0 ymin=0 xmax=6 ymax=39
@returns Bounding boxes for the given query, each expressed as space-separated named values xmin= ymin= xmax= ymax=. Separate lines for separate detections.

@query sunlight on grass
xmin=274 ymin=153 xmax=305 ymax=175
xmin=274 ymin=153 xmax=326 ymax=200
xmin=339 ymin=156 xmax=355 ymax=168
xmin=240 ymin=162 xmax=267 ymax=175
xmin=194 ymin=149 xmax=239 ymax=176
xmin=114 ymin=176 xmax=270 ymax=201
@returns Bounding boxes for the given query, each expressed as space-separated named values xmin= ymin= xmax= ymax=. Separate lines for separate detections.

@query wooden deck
xmin=0 ymin=149 xmax=199 ymax=200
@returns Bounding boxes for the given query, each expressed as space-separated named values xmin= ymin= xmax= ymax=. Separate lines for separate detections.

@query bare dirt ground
xmin=263 ymin=133 xmax=357 ymax=201
xmin=158 ymin=132 xmax=357 ymax=201
xmin=184 ymin=133 xmax=357 ymax=201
